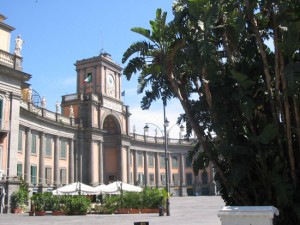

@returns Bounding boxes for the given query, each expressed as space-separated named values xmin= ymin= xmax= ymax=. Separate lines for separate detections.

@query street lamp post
xmin=162 ymin=104 xmax=170 ymax=216
xmin=144 ymin=106 xmax=185 ymax=217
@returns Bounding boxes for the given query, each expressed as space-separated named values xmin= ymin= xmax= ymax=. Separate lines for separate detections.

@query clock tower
xmin=61 ymin=53 xmax=131 ymax=184
xmin=75 ymin=52 xmax=122 ymax=99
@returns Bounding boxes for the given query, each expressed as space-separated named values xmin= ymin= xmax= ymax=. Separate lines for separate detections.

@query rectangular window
xmin=173 ymin=173 xmax=180 ymax=185
xmin=60 ymin=140 xmax=67 ymax=159
xmin=138 ymin=173 xmax=144 ymax=186
xmin=160 ymin=155 xmax=165 ymax=168
xmin=18 ymin=130 xmax=22 ymax=152
xmin=60 ymin=168 xmax=67 ymax=185
xmin=186 ymin=173 xmax=193 ymax=185
xmin=31 ymin=134 xmax=37 ymax=154
xmin=45 ymin=167 xmax=52 ymax=185
xmin=186 ymin=156 xmax=192 ymax=167
xmin=172 ymin=156 xmax=178 ymax=168
xmin=161 ymin=173 xmax=166 ymax=185
xmin=148 ymin=154 xmax=154 ymax=167
xmin=45 ymin=137 xmax=52 ymax=156
xmin=149 ymin=173 xmax=155 ymax=185
xmin=17 ymin=163 xmax=23 ymax=177
xmin=31 ymin=165 xmax=37 ymax=184
xmin=138 ymin=152 xmax=143 ymax=167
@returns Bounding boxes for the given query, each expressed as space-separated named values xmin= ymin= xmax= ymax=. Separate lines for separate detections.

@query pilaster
xmin=24 ymin=127 xmax=31 ymax=184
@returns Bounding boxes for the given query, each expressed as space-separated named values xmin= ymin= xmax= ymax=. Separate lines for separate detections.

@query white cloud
xmin=128 ymin=98 xmax=185 ymax=139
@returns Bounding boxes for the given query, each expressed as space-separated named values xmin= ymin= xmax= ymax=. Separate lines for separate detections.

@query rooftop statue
xmin=14 ymin=35 xmax=24 ymax=56
xmin=41 ymin=96 xmax=46 ymax=109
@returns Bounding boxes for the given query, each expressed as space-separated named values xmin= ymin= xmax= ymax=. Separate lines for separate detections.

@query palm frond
xmin=122 ymin=41 xmax=152 ymax=63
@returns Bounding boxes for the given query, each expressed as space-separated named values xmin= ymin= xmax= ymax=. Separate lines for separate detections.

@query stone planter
xmin=116 ymin=208 xmax=129 ymax=214
xmin=35 ymin=211 xmax=46 ymax=216
xmin=52 ymin=210 xmax=65 ymax=216
xmin=12 ymin=208 xmax=23 ymax=214
xmin=140 ymin=208 xmax=159 ymax=214
xmin=129 ymin=209 xmax=140 ymax=214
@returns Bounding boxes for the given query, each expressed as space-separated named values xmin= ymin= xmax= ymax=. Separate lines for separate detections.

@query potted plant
xmin=10 ymin=190 xmax=27 ymax=213
xmin=10 ymin=179 xmax=29 ymax=213
xmin=51 ymin=195 xmax=64 ymax=215
xmin=31 ymin=193 xmax=46 ymax=216
xmin=63 ymin=195 xmax=91 ymax=215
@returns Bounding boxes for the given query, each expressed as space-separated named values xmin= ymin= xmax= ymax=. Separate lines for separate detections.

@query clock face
xmin=107 ymin=74 xmax=114 ymax=88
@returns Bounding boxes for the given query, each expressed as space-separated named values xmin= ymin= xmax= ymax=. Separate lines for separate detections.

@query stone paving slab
xmin=0 ymin=196 xmax=225 ymax=225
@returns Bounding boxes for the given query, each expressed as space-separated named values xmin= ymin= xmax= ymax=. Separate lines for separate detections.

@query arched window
xmin=103 ymin=115 xmax=120 ymax=134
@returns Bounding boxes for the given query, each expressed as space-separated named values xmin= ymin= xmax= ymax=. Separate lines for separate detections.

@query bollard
xmin=159 ymin=205 xmax=164 ymax=216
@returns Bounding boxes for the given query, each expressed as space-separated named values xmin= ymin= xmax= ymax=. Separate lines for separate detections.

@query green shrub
xmin=101 ymin=195 xmax=121 ymax=214
xmin=43 ymin=192 xmax=53 ymax=211
xmin=62 ymin=195 xmax=91 ymax=215
xmin=31 ymin=193 xmax=45 ymax=211
xmin=141 ymin=187 xmax=165 ymax=208
xmin=51 ymin=195 xmax=63 ymax=211
xmin=123 ymin=191 xmax=141 ymax=209
xmin=100 ymin=188 xmax=166 ymax=213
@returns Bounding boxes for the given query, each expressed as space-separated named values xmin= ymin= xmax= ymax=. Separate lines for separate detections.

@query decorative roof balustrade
xmin=0 ymin=49 xmax=22 ymax=71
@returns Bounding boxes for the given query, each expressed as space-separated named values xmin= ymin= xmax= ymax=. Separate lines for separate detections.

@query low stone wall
xmin=218 ymin=206 xmax=279 ymax=225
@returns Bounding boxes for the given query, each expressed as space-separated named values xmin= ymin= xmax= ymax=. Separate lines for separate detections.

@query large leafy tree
xmin=122 ymin=0 xmax=300 ymax=224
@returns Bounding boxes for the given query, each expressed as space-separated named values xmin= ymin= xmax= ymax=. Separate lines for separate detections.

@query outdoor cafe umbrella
xmin=95 ymin=181 xmax=142 ymax=195
xmin=52 ymin=182 xmax=99 ymax=195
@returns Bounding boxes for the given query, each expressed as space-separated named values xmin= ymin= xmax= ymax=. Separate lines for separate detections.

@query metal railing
xmin=131 ymin=132 xmax=190 ymax=145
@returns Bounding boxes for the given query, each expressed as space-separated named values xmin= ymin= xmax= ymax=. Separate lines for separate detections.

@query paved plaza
xmin=0 ymin=196 xmax=225 ymax=225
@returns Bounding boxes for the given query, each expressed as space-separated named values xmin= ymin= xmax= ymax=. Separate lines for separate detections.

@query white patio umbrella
xmin=95 ymin=181 xmax=142 ymax=195
xmin=52 ymin=182 xmax=99 ymax=195
xmin=94 ymin=184 xmax=108 ymax=194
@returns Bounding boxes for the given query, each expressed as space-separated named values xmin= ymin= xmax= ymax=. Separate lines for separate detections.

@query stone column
xmin=180 ymin=154 xmax=186 ymax=185
xmin=68 ymin=139 xmax=74 ymax=183
xmin=98 ymin=141 xmax=104 ymax=184
xmin=118 ymin=145 xmax=124 ymax=182
xmin=168 ymin=153 xmax=172 ymax=187
xmin=7 ymin=93 xmax=20 ymax=178
xmin=89 ymin=141 xmax=95 ymax=185
xmin=133 ymin=150 xmax=138 ymax=184
xmin=127 ymin=147 xmax=131 ymax=184
xmin=24 ymin=127 xmax=31 ymax=184
xmin=38 ymin=132 xmax=45 ymax=186
xmin=180 ymin=153 xmax=187 ymax=196
xmin=74 ymin=139 xmax=79 ymax=182
xmin=143 ymin=151 xmax=148 ymax=186
xmin=54 ymin=136 xmax=60 ymax=187
xmin=93 ymin=66 xmax=97 ymax=93
xmin=155 ymin=152 xmax=160 ymax=187
xmin=79 ymin=133 xmax=84 ymax=182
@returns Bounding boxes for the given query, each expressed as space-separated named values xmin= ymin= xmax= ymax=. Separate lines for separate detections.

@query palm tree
xmin=122 ymin=8 xmax=175 ymax=109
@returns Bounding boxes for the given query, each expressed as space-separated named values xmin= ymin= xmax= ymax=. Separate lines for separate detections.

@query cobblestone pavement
xmin=0 ymin=196 xmax=225 ymax=225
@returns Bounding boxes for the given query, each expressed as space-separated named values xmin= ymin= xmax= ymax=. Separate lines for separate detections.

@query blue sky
xmin=1 ymin=0 xmax=185 ymax=138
